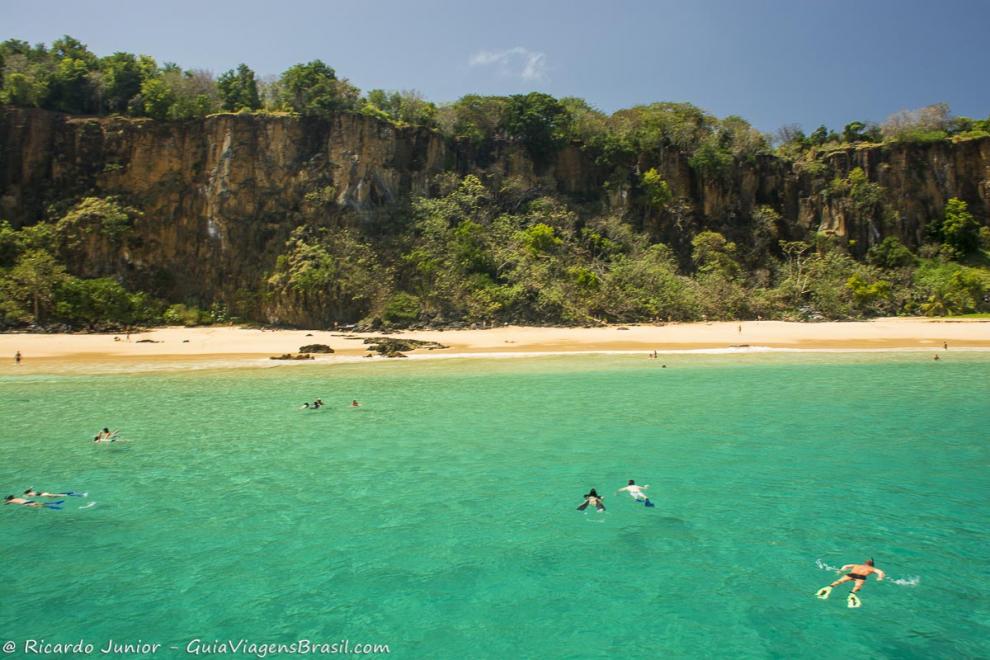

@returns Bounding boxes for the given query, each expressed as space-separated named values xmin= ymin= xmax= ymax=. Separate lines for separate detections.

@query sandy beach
xmin=1 ymin=318 xmax=989 ymax=370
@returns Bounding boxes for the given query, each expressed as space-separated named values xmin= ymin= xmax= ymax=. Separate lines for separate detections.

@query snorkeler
xmin=93 ymin=428 xmax=120 ymax=443
xmin=617 ymin=480 xmax=654 ymax=507
xmin=4 ymin=495 xmax=63 ymax=510
xmin=24 ymin=488 xmax=85 ymax=498
xmin=577 ymin=488 xmax=605 ymax=511
xmin=817 ymin=559 xmax=885 ymax=607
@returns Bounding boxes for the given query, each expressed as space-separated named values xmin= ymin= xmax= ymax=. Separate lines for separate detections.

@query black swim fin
xmin=577 ymin=501 xmax=589 ymax=511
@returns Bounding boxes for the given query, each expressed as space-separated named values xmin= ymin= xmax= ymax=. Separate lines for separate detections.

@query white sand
xmin=1 ymin=319 xmax=988 ymax=368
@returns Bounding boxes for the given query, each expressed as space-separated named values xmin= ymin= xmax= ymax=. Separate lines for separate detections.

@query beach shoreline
xmin=1 ymin=318 xmax=989 ymax=371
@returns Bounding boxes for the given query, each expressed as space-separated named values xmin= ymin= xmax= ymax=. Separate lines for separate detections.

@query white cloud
xmin=468 ymin=47 xmax=548 ymax=81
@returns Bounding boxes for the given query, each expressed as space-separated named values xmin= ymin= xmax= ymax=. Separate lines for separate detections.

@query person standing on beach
xmin=15 ymin=350 xmax=21 ymax=365
xmin=817 ymin=559 xmax=885 ymax=607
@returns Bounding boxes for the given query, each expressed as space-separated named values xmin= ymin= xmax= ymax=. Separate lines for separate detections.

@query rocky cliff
xmin=1 ymin=106 xmax=988 ymax=321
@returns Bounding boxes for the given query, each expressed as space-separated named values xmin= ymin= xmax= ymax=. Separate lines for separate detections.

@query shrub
xmin=382 ymin=292 xmax=421 ymax=325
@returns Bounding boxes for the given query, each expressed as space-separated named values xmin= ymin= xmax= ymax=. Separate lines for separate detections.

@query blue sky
xmin=5 ymin=0 xmax=989 ymax=132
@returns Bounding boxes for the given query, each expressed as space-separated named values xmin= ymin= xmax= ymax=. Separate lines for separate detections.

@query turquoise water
xmin=1 ymin=353 xmax=988 ymax=658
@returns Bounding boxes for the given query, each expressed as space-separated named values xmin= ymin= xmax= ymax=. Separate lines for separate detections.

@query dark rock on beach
xmin=298 ymin=344 xmax=334 ymax=353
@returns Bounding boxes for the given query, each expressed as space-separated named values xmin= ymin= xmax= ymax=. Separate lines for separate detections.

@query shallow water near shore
xmin=1 ymin=352 xmax=988 ymax=658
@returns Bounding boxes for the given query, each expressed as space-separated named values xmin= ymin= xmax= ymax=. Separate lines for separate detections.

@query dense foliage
xmin=4 ymin=35 xmax=987 ymax=169
xmin=1 ymin=36 xmax=988 ymax=329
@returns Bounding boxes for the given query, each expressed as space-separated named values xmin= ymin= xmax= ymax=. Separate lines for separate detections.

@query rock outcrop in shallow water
xmin=1 ymin=106 xmax=987 ymax=324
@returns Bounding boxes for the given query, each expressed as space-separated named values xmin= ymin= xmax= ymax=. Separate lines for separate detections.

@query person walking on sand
xmin=15 ymin=350 xmax=22 ymax=365
xmin=817 ymin=559 xmax=885 ymax=607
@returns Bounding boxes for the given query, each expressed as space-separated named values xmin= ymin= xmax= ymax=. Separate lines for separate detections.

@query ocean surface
xmin=1 ymin=352 xmax=988 ymax=659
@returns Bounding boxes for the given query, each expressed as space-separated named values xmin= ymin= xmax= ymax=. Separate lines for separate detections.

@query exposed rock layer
xmin=1 ymin=106 xmax=988 ymax=321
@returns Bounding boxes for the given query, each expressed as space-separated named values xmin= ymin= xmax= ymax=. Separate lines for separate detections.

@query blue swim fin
xmin=67 ymin=491 xmax=85 ymax=497
xmin=644 ymin=499 xmax=655 ymax=507
xmin=43 ymin=500 xmax=64 ymax=510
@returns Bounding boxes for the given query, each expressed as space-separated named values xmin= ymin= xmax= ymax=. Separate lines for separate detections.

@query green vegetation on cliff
xmin=1 ymin=35 xmax=989 ymax=330
xmin=3 ymin=178 xmax=986 ymax=330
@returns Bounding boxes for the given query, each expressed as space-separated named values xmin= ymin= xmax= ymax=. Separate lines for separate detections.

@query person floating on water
xmin=817 ymin=558 xmax=885 ymax=608
xmin=24 ymin=488 xmax=85 ymax=498
xmin=4 ymin=495 xmax=63 ymax=510
xmin=577 ymin=488 xmax=605 ymax=512
xmin=351 ymin=400 xmax=361 ymax=407
xmin=302 ymin=399 xmax=324 ymax=409
xmin=94 ymin=428 xmax=120 ymax=443
xmin=617 ymin=480 xmax=654 ymax=507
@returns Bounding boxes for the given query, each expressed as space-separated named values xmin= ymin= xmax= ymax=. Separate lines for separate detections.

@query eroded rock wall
xmin=1 ymin=106 xmax=987 ymax=318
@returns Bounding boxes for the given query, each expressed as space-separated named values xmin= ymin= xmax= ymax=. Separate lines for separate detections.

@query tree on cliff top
xmin=363 ymin=89 xmax=436 ymax=127
xmin=277 ymin=60 xmax=358 ymax=116
xmin=218 ymin=64 xmax=261 ymax=112
xmin=881 ymin=103 xmax=952 ymax=142
xmin=500 ymin=92 xmax=572 ymax=164
xmin=100 ymin=52 xmax=154 ymax=114
xmin=435 ymin=94 xmax=509 ymax=145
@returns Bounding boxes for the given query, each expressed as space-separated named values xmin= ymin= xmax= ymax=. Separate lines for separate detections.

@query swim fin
xmin=43 ymin=500 xmax=64 ymax=510
xmin=67 ymin=491 xmax=86 ymax=497
xmin=577 ymin=502 xmax=589 ymax=511
xmin=644 ymin=499 xmax=655 ymax=507
xmin=816 ymin=587 xmax=832 ymax=600
xmin=847 ymin=593 xmax=861 ymax=608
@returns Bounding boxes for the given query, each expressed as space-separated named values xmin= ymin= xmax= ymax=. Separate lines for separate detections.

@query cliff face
xmin=1 ymin=106 xmax=988 ymax=320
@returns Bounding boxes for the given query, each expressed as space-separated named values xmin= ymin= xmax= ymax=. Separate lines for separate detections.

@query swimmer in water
xmin=817 ymin=558 xmax=885 ymax=607
xmin=617 ymin=480 xmax=654 ymax=507
xmin=351 ymin=400 xmax=360 ymax=407
xmin=4 ymin=495 xmax=63 ymax=510
xmin=577 ymin=488 xmax=605 ymax=512
xmin=24 ymin=488 xmax=84 ymax=498
xmin=93 ymin=428 xmax=120 ymax=443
